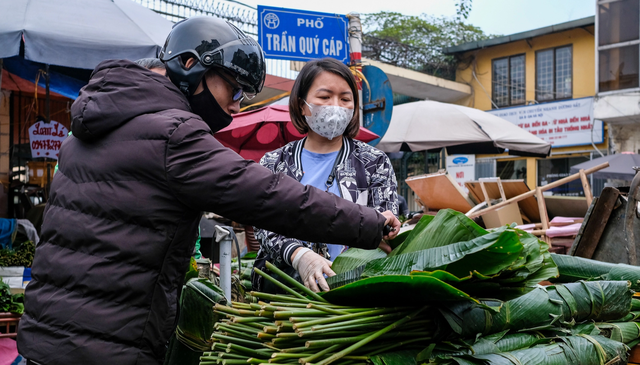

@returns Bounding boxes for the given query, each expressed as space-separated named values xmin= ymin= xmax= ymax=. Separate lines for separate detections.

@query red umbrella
xmin=215 ymin=104 xmax=380 ymax=162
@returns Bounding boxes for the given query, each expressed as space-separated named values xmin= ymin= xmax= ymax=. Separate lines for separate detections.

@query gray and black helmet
xmin=159 ymin=16 xmax=266 ymax=97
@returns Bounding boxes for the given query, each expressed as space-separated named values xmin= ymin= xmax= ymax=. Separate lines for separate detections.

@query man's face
xmin=185 ymin=58 xmax=242 ymax=116
xmin=202 ymin=71 xmax=242 ymax=115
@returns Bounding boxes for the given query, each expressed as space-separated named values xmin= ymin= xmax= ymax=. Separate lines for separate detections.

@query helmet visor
xmin=200 ymin=40 xmax=265 ymax=95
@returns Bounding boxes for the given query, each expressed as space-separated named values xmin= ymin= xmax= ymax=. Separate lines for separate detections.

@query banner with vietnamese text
xmin=487 ymin=97 xmax=603 ymax=148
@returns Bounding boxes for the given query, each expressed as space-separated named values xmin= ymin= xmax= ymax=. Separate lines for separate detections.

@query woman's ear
xmin=300 ymin=98 xmax=309 ymax=116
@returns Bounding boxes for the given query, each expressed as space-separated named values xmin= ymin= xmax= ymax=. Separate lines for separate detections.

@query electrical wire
xmin=472 ymin=68 xmax=500 ymax=109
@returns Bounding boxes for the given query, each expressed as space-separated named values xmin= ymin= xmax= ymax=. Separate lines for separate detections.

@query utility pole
xmin=347 ymin=12 xmax=363 ymax=127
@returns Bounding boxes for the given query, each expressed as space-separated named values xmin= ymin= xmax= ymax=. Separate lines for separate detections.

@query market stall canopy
xmin=215 ymin=104 xmax=379 ymax=162
xmin=1 ymin=69 xmax=66 ymax=98
xmin=0 ymin=0 xmax=173 ymax=70
xmin=570 ymin=153 xmax=640 ymax=180
xmin=376 ymin=100 xmax=551 ymax=157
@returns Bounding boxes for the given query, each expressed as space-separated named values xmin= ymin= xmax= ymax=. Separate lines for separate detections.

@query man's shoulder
xmin=132 ymin=109 xmax=210 ymax=138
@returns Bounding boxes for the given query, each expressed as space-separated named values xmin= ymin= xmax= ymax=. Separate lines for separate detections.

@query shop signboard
xmin=28 ymin=120 xmax=68 ymax=159
xmin=487 ymin=97 xmax=603 ymax=148
xmin=446 ymin=154 xmax=475 ymax=193
xmin=257 ymin=5 xmax=350 ymax=64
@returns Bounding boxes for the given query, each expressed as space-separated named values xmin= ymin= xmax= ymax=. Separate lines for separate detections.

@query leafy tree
xmin=456 ymin=0 xmax=473 ymax=20
xmin=362 ymin=11 xmax=495 ymax=79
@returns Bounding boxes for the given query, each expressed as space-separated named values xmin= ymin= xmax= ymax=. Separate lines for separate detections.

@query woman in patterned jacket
xmin=252 ymin=58 xmax=399 ymax=293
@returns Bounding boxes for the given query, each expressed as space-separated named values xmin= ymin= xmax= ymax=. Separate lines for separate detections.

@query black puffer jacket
xmin=17 ymin=60 xmax=386 ymax=365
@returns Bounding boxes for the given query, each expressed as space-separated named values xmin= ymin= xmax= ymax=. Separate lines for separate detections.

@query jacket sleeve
xmin=368 ymin=152 xmax=400 ymax=216
xmin=165 ymin=119 xmax=386 ymax=250
xmin=254 ymin=151 xmax=308 ymax=267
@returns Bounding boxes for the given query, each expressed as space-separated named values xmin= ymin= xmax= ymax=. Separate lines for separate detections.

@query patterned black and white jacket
xmin=252 ymin=136 xmax=398 ymax=291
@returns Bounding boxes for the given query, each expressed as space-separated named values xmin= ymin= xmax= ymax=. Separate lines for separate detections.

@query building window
xmin=597 ymin=0 xmax=640 ymax=92
xmin=599 ymin=45 xmax=640 ymax=92
xmin=492 ymin=54 xmax=525 ymax=107
xmin=536 ymin=46 xmax=573 ymax=101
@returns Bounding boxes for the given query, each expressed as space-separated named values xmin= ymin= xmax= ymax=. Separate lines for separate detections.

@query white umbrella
xmin=377 ymin=100 xmax=551 ymax=157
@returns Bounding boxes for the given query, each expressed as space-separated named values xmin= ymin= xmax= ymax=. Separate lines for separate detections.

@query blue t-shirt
xmin=300 ymin=149 xmax=343 ymax=261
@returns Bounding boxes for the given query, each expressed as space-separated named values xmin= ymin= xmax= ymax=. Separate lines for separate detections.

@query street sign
xmin=362 ymin=65 xmax=393 ymax=146
xmin=257 ymin=6 xmax=350 ymax=64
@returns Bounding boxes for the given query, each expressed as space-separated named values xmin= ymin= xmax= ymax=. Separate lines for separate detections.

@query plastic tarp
xmin=3 ymin=56 xmax=86 ymax=100
xmin=0 ymin=0 xmax=173 ymax=70
xmin=570 ymin=153 xmax=640 ymax=180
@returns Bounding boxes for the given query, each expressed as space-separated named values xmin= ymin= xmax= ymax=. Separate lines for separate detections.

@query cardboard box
xmin=482 ymin=202 xmax=523 ymax=229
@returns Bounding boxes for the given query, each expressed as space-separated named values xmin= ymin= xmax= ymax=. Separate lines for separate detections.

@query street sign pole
xmin=347 ymin=13 xmax=363 ymax=126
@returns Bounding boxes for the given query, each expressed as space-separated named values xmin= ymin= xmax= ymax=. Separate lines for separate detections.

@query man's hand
xmin=292 ymin=248 xmax=336 ymax=292
xmin=381 ymin=210 xmax=401 ymax=240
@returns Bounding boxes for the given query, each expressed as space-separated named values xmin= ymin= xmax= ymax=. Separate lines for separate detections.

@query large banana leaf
xmin=428 ymin=335 xmax=628 ymax=365
xmin=551 ymin=253 xmax=640 ymax=290
xmin=327 ymin=227 xmax=521 ymax=288
xmin=331 ymin=248 xmax=387 ymax=275
xmin=390 ymin=210 xmax=487 ymax=257
xmin=321 ymin=273 xmax=486 ymax=307
xmin=389 ymin=215 xmax=434 ymax=253
xmin=439 ymin=281 xmax=633 ymax=338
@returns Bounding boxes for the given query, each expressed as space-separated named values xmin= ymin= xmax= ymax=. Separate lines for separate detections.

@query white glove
xmin=292 ymin=248 xmax=336 ymax=292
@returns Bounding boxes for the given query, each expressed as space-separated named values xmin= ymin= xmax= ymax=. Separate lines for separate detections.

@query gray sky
xmin=239 ymin=0 xmax=595 ymax=36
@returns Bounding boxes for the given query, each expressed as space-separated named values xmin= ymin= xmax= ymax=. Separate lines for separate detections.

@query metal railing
xmin=134 ymin=0 xmax=257 ymax=35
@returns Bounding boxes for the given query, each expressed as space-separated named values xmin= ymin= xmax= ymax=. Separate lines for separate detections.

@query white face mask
xmin=304 ymin=101 xmax=354 ymax=140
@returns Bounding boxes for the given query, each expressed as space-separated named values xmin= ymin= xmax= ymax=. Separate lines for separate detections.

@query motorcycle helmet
xmin=159 ymin=16 xmax=266 ymax=97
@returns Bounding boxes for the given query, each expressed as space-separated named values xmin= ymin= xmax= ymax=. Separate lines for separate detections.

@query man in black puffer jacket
xmin=17 ymin=17 xmax=400 ymax=365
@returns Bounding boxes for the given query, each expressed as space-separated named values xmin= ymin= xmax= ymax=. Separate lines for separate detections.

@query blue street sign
xmin=257 ymin=6 xmax=350 ymax=64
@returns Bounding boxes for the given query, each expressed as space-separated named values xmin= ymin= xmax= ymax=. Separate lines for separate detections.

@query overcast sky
xmin=238 ymin=0 xmax=595 ymax=36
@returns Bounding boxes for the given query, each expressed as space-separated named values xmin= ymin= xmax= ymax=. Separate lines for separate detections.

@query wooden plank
xmin=571 ymin=187 xmax=620 ymax=259
xmin=569 ymin=198 xmax=597 ymax=256
xmin=479 ymin=180 xmax=491 ymax=206
xmin=406 ymin=172 xmax=475 ymax=213
xmin=544 ymin=196 xmax=589 ymax=219
xmin=468 ymin=162 xmax=610 ymax=219
xmin=629 ymin=343 xmax=640 ymax=363
xmin=536 ymin=187 xmax=551 ymax=247
xmin=466 ymin=179 xmax=540 ymax=222
xmin=579 ymin=169 xmax=593 ymax=207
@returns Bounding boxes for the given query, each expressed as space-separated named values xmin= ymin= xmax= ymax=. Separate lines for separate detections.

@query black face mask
xmin=188 ymin=77 xmax=233 ymax=133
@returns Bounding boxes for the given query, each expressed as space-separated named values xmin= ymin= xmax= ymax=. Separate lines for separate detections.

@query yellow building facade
xmin=444 ymin=17 xmax=608 ymax=194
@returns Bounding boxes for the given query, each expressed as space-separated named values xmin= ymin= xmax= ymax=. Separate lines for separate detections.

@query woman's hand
xmin=381 ymin=211 xmax=401 ymax=240
xmin=292 ymin=248 xmax=336 ymax=292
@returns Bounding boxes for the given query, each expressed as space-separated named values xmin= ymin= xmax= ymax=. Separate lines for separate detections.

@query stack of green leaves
xmin=425 ymin=334 xmax=628 ymax=365
xmin=324 ymin=210 xmax=558 ymax=306
xmin=200 ymin=262 xmax=437 ymax=365
xmin=551 ymin=253 xmax=640 ymax=290
xmin=422 ymin=321 xmax=640 ymax=364
xmin=439 ymin=280 xmax=633 ymax=338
